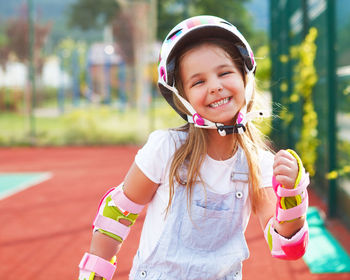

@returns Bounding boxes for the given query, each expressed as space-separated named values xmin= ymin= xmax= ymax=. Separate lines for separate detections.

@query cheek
xmin=230 ymin=83 xmax=245 ymax=103
xmin=187 ymin=89 xmax=205 ymax=107
xmin=238 ymin=89 xmax=245 ymax=103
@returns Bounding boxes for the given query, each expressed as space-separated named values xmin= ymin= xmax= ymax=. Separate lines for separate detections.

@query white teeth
xmin=209 ymin=97 xmax=230 ymax=108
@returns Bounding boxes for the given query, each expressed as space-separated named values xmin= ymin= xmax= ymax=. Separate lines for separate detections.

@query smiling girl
xmin=78 ymin=15 xmax=310 ymax=280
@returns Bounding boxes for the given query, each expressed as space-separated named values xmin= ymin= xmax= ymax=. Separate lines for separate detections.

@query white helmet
xmin=158 ymin=15 xmax=267 ymax=136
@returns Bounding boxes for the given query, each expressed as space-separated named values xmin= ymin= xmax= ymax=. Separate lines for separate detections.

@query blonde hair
xmin=166 ymin=38 xmax=270 ymax=214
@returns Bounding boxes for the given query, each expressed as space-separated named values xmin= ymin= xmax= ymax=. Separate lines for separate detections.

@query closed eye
xmin=219 ymin=71 xmax=232 ymax=77
xmin=191 ymin=80 xmax=204 ymax=87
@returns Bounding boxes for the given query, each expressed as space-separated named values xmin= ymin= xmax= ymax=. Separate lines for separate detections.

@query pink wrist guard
xmin=264 ymin=217 xmax=308 ymax=260
xmin=273 ymin=149 xmax=310 ymax=223
xmin=79 ymin=253 xmax=116 ymax=280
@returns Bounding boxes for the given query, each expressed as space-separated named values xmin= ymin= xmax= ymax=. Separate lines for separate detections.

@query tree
xmin=56 ymin=38 xmax=87 ymax=85
xmin=5 ymin=18 xmax=51 ymax=74
xmin=0 ymin=27 xmax=10 ymax=70
xmin=68 ymin=0 xmax=255 ymax=44
xmin=111 ymin=10 xmax=135 ymax=64
xmin=68 ymin=0 xmax=155 ymax=108
xmin=2 ymin=3 xmax=52 ymax=74
xmin=67 ymin=0 xmax=264 ymax=109
xmin=68 ymin=0 xmax=120 ymax=30
xmin=157 ymin=0 xmax=254 ymax=42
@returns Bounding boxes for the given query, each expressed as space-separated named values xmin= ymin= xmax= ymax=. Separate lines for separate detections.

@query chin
xmin=213 ymin=118 xmax=236 ymax=125
xmin=215 ymin=114 xmax=237 ymax=125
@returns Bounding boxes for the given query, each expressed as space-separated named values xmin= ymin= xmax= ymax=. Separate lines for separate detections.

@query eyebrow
xmin=216 ymin=63 xmax=235 ymax=70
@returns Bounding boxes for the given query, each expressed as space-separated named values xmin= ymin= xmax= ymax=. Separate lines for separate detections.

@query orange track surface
xmin=0 ymin=147 xmax=349 ymax=280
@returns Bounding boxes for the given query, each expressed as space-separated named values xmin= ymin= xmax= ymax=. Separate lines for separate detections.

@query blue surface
xmin=0 ymin=173 xmax=51 ymax=199
xmin=303 ymin=207 xmax=350 ymax=273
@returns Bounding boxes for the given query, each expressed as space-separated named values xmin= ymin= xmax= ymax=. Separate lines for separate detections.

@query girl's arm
xmin=81 ymin=162 xmax=159 ymax=280
xmin=256 ymin=149 xmax=309 ymax=260
xmin=256 ymin=188 xmax=306 ymax=239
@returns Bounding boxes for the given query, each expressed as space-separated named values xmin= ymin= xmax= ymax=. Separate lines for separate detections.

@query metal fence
xmin=270 ymin=0 xmax=350 ymax=226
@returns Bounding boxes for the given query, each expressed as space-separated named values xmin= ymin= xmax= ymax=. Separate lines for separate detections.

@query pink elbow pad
xmin=264 ymin=217 xmax=309 ymax=260
xmin=93 ymin=183 xmax=145 ymax=242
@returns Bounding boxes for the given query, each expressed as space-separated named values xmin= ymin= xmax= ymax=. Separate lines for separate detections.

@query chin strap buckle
xmin=233 ymin=123 xmax=247 ymax=134
xmin=217 ymin=127 xmax=227 ymax=136
xmin=216 ymin=123 xmax=247 ymax=136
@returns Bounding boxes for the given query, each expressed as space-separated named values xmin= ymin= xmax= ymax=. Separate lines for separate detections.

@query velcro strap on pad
xmin=93 ymin=214 xmax=130 ymax=240
xmin=276 ymin=191 xmax=309 ymax=222
xmin=111 ymin=186 xmax=145 ymax=215
xmin=272 ymin=149 xmax=310 ymax=223
xmin=276 ymin=173 xmax=309 ymax=197
xmin=79 ymin=253 xmax=116 ymax=280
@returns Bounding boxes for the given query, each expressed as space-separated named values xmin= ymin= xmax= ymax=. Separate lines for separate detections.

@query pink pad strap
xmin=264 ymin=217 xmax=309 ymax=260
xmin=276 ymin=173 xmax=310 ymax=197
xmin=273 ymin=167 xmax=309 ymax=223
xmin=93 ymin=214 xmax=130 ymax=240
xmin=276 ymin=191 xmax=309 ymax=222
xmin=111 ymin=186 xmax=145 ymax=215
xmin=79 ymin=253 xmax=116 ymax=280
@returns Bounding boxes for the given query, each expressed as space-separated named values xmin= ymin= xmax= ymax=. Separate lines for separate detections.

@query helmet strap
xmin=161 ymin=71 xmax=269 ymax=137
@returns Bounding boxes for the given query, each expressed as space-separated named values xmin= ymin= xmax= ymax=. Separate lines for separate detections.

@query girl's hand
xmin=273 ymin=150 xmax=298 ymax=189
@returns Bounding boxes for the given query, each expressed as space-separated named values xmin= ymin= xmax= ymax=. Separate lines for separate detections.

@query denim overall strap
xmin=130 ymin=148 xmax=249 ymax=280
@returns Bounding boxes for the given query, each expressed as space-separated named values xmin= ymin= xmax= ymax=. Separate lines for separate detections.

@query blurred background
xmin=0 ymin=0 xmax=349 ymax=229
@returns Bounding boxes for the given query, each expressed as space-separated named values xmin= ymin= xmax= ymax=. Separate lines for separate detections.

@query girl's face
xmin=179 ymin=43 xmax=245 ymax=125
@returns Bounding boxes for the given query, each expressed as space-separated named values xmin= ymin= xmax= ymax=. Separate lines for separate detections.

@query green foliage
xmin=61 ymin=103 xmax=185 ymax=145
xmin=0 ymin=87 xmax=22 ymax=111
xmin=0 ymin=86 xmax=60 ymax=113
xmin=255 ymin=45 xmax=271 ymax=90
xmin=0 ymin=27 xmax=10 ymax=69
xmin=289 ymin=27 xmax=319 ymax=176
xmin=338 ymin=140 xmax=350 ymax=178
xmin=0 ymin=99 xmax=185 ymax=146
xmin=191 ymin=0 xmax=254 ymax=36
xmin=277 ymin=28 xmax=319 ymax=176
xmin=61 ymin=107 xmax=144 ymax=145
xmin=68 ymin=0 xmax=120 ymax=30
xmin=56 ymin=38 xmax=88 ymax=90
xmin=0 ymin=28 xmax=8 ymax=47
xmin=338 ymin=80 xmax=350 ymax=113
xmin=67 ymin=0 xmax=267 ymax=60
xmin=35 ymin=86 xmax=59 ymax=108
xmin=5 ymin=17 xmax=51 ymax=64
xmin=157 ymin=0 xmax=257 ymax=43
xmin=338 ymin=18 xmax=350 ymax=61
xmin=326 ymin=138 xmax=350 ymax=180
xmin=0 ymin=112 xmax=31 ymax=146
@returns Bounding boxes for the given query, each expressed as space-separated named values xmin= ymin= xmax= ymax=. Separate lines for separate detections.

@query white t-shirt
xmin=134 ymin=129 xmax=274 ymax=261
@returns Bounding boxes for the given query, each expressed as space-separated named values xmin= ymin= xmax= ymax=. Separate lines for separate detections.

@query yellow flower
xmin=342 ymin=165 xmax=350 ymax=173
xmin=280 ymin=82 xmax=288 ymax=92
xmin=279 ymin=54 xmax=289 ymax=63
xmin=326 ymin=171 xmax=338 ymax=180
xmin=290 ymin=93 xmax=300 ymax=103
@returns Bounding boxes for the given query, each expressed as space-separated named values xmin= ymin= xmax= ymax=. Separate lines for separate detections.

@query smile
xmin=209 ymin=97 xmax=231 ymax=108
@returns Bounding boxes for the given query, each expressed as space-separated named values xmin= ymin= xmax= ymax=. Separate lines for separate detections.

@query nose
xmin=208 ymin=77 xmax=223 ymax=94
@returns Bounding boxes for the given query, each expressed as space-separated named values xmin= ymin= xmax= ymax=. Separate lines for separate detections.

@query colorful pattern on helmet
xmin=165 ymin=17 xmax=220 ymax=45
xmin=166 ymin=29 xmax=183 ymax=43
xmin=157 ymin=15 xmax=257 ymax=132
xmin=158 ymin=15 xmax=255 ymax=86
